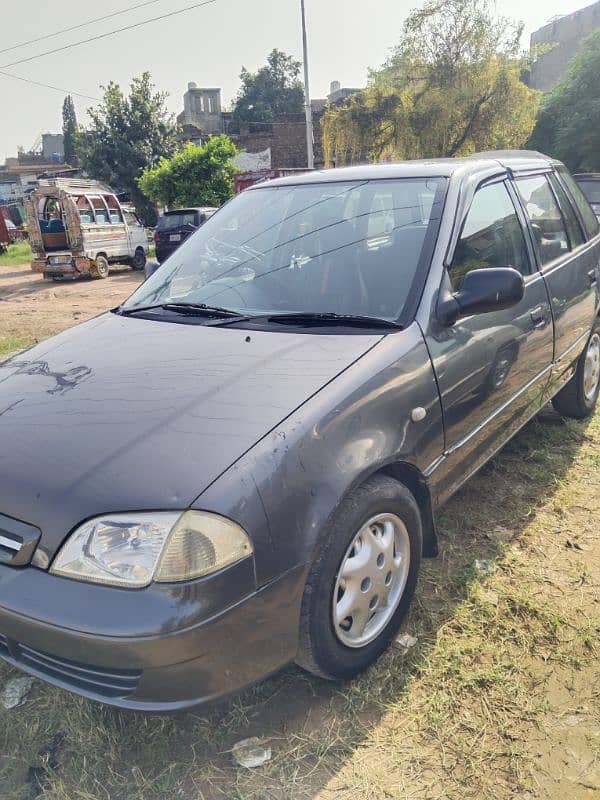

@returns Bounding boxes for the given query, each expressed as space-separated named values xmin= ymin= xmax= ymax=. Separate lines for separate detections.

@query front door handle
xmin=529 ymin=305 xmax=546 ymax=327
xmin=588 ymin=268 xmax=598 ymax=288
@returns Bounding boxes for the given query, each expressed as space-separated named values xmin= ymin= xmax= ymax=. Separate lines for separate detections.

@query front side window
xmin=515 ymin=175 xmax=569 ymax=266
xmin=123 ymin=178 xmax=447 ymax=322
xmin=449 ymin=182 xmax=530 ymax=289
xmin=124 ymin=211 xmax=140 ymax=227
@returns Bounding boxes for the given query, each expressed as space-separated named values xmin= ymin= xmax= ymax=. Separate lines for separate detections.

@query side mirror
xmin=438 ymin=268 xmax=525 ymax=326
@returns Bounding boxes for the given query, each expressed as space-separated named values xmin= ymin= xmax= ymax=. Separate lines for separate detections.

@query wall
xmin=530 ymin=1 xmax=600 ymax=91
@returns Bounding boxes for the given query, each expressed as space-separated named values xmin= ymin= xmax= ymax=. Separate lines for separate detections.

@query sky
xmin=0 ymin=0 xmax=590 ymax=162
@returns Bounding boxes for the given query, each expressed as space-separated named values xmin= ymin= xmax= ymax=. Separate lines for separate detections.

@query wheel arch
xmin=369 ymin=461 xmax=438 ymax=558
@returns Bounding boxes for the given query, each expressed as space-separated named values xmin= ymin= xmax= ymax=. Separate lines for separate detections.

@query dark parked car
xmin=574 ymin=174 xmax=600 ymax=221
xmin=0 ymin=152 xmax=598 ymax=711
xmin=153 ymin=207 xmax=217 ymax=263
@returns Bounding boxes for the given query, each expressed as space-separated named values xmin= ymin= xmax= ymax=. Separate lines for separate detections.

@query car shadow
xmin=19 ymin=407 xmax=595 ymax=798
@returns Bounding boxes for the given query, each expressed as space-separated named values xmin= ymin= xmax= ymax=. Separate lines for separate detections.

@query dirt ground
xmin=0 ymin=261 xmax=598 ymax=800
xmin=0 ymin=262 xmax=145 ymax=344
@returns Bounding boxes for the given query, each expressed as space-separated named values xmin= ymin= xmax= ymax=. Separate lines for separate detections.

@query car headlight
xmin=50 ymin=511 xmax=253 ymax=588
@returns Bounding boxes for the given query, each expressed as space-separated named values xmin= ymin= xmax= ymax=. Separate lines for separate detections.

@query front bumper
xmin=0 ymin=560 xmax=305 ymax=711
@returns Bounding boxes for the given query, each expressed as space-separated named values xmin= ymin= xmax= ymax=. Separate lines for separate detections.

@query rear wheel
xmin=90 ymin=255 xmax=110 ymax=279
xmin=296 ymin=475 xmax=422 ymax=680
xmin=552 ymin=319 xmax=600 ymax=419
xmin=131 ymin=247 xmax=146 ymax=271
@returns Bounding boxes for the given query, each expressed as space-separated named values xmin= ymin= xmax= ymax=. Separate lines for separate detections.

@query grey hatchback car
xmin=0 ymin=152 xmax=599 ymax=711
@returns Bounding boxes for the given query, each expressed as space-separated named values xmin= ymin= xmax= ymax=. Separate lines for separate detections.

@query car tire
xmin=552 ymin=319 xmax=600 ymax=419
xmin=90 ymin=255 xmax=110 ymax=279
xmin=296 ymin=475 xmax=422 ymax=681
xmin=131 ymin=247 xmax=146 ymax=271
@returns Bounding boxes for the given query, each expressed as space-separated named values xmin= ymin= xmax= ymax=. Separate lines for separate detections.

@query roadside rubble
xmin=1 ymin=676 xmax=34 ymax=709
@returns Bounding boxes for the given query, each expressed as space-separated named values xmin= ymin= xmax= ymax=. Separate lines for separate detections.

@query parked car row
xmin=0 ymin=151 xmax=598 ymax=712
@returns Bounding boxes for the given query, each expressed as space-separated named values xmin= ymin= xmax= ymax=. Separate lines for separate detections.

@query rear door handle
xmin=588 ymin=268 xmax=598 ymax=287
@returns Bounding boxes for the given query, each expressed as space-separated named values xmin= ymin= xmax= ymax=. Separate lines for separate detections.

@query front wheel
xmin=552 ymin=319 xmax=600 ymax=419
xmin=296 ymin=475 xmax=422 ymax=680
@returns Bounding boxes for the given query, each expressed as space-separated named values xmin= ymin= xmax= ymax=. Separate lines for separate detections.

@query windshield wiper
xmin=118 ymin=302 xmax=245 ymax=319
xmin=249 ymin=312 xmax=403 ymax=329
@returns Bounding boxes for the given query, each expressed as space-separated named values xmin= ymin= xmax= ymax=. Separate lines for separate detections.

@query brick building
xmin=530 ymin=1 xmax=600 ymax=91
xmin=177 ymin=81 xmax=361 ymax=170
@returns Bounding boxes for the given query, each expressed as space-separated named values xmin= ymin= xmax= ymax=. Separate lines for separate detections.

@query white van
xmin=26 ymin=178 xmax=149 ymax=279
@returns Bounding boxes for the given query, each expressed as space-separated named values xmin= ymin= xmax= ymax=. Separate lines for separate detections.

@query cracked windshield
xmin=124 ymin=178 xmax=445 ymax=319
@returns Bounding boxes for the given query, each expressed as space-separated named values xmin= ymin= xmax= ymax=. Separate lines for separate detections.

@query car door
xmin=424 ymin=178 xmax=554 ymax=504
xmin=125 ymin=210 xmax=147 ymax=256
xmin=513 ymin=169 xmax=599 ymax=393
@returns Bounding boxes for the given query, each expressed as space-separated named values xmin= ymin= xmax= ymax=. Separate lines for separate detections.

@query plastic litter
xmin=231 ymin=737 xmax=272 ymax=768
xmin=475 ymin=559 xmax=496 ymax=575
xmin=394 ymin=633 xmax=418 ymax=653
xmin=1 ymin=676 xmax=34 ymax=709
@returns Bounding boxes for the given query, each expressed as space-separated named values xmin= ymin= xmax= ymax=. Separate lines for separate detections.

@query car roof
xmin=251 ymin=151 xmax=559 ymax=188
xmin=163 ymin=207 xmax=217 ymax=214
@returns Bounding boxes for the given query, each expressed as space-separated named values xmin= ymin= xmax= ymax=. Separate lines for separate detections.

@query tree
xmin=231 ymin=49 xmax=305 ymax=129
xmin=528 ymin=31 xmax=600 ymax=172
xmin=76 ymin=72 xmax=178 ymax=223
xmin=138 ymin=136 xmax=239 ymax=208
xmin=62 ymin=95 xmax=78 ymax=166
xmin=322 ymin=0 xmax=539 ymax=165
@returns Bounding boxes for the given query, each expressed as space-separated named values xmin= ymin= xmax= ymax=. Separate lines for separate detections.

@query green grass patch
xmin=0 ymin=241 xmax=32 ymax=266
xmin=0 ymin=336 xmax=33 ymax=358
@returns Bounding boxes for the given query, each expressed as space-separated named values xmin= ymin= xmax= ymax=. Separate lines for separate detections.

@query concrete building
xmin=177 ymin=84 xmax=223 ymax=135
xmin=41 ymin=133 xmax=64 ymax=162
xmin=530 ymin=1 xmax=600 ymax=91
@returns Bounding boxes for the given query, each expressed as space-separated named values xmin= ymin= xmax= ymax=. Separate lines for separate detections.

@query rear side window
xmin=558 ymin=168 xmax=600 ymax=239
xmin=575 ymin=179 xmax=600 ymax=205
xmin=515 ymin=175 xmax=569 ymax=266
xmin=548 ymin=173 xmax=585 ymax=249
xmin=449 ymin=182 xmax=531 ymax=289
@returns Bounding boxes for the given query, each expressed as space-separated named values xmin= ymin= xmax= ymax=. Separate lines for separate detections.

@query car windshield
xmin=123 ymin=178 xmax=447 ymax=321
xmin=156 ymin=212 xmax=199 ymax=231
xmin=576 ymin=180 xmax=600 ymax=205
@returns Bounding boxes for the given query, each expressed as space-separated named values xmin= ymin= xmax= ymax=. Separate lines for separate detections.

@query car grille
xmin=0 ymin=635 xmax=141 ymax=699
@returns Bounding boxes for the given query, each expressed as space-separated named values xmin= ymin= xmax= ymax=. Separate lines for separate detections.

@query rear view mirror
xmin=438 ymin=268 xmax=525 ymax=326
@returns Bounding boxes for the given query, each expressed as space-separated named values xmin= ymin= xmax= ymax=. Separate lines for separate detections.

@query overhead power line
xmin=0 ymin=68 xmax=101 ymax=101
xmin=0 ymin=0 xmax=165 ymax=56
xmin=0 ymin=0 xmax=220 ymax=70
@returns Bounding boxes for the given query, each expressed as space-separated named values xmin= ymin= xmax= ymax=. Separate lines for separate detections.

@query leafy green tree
xmin=76 ymin=72 xmax=178 ymax=223
xmin=232 ymin=49 xmax=305 ymax=129
xmin=62 ymin=95 xmax=78 ymax=166
xmin=322 ymin=0 xmax=538 ymax=165
xmin=138 ymin=136 xmax=239 ymax=208
xmin=528 ymin=30 xmax=600 ymax=172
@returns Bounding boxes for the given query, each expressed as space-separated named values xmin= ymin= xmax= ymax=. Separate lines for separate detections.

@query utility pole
xmin=300 ymin=0 xmax=315 ymax=169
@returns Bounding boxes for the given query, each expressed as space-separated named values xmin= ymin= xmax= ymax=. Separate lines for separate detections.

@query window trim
xmin=446 ymin=176 xmax=535 ymax=288
xmin=546 ymin=171 xmax=586 ymax=253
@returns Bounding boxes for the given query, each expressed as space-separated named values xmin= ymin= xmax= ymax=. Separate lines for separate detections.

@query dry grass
xmin=0 ymin=334 xmax=598 ymax=798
